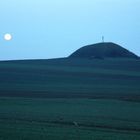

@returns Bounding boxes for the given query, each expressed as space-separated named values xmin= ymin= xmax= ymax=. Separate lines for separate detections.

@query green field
xmin=0 ymin=58 xmax=140 ymax=139
xmin=0 ymin=58 xmax=140 ymax=100
xmin=0 ymin=98 xmax=140 ymax=140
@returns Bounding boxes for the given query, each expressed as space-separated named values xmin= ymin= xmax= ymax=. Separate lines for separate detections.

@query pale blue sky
xmin=0 ymin=0 xmax=140 ymax=60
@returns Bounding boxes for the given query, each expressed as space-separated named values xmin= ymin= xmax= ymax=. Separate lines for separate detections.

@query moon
xmin=4 ymin=33 xmax=12 ymax=41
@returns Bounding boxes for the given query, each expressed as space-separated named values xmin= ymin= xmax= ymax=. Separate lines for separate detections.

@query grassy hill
xmin=0 ymin=44 xmax=140 ymax=139
xmin=69 ymin=42 xmax=138 ymax=59
xmin=0 ymin=57 xmax=140 ymax=101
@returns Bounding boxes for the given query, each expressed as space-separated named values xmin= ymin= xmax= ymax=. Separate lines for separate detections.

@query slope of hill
xmin=69 ymin=42 xmax=138 ymax=59
xmin=0 ymin=57 xmax=140 ymax=101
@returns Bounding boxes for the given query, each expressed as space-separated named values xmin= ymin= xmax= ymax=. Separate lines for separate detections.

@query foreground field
xmin=0 ymin=98 xmax=140 ymax=140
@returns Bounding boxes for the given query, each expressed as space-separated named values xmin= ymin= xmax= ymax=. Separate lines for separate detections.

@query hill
xmin=69 ymin=42 xmax=138 ymax=59
xmin=0 ymin=43 xmax=140 ymax=140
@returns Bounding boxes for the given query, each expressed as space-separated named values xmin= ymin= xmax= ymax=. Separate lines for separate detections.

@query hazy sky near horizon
xmin=0 ymin=0 xmax=140 ymax=60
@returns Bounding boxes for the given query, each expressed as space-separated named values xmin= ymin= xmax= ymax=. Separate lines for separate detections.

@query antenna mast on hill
xmin=102 ymin=36 xmax=104 ymax=43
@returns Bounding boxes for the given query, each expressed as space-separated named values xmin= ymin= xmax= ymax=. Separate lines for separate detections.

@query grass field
xmin=0 ymin=58 xmax=140 ymax=139
xmin=0 ymin=98 xmax=140 ymax=140
xmin=0 ymin=58 xmax=140 ymax=100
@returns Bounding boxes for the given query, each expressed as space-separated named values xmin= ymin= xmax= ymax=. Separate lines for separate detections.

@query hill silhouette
xmin=69 ymin=42 xmax=138 ymax=59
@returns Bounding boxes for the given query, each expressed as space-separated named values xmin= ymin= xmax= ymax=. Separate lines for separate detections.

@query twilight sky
xmin=0 ymin=0 xmax=140 ymax=60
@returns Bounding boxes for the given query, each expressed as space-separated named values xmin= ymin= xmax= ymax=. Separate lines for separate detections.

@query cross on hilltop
xmin=102 ymin=36 xmax=104 ymax=42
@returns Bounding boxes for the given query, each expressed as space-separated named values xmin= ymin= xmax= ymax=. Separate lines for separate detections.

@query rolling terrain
xmin=0 ymin=42 xmax=140 ymax=139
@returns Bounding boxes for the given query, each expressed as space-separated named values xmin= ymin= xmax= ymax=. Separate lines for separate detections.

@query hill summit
xmin=69 ymin=42 xmax=138 ymax=59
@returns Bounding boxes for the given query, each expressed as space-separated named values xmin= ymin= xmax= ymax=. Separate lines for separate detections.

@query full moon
xmin=4 ymin=33 xmax=12 ymax=41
